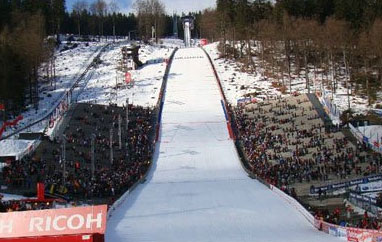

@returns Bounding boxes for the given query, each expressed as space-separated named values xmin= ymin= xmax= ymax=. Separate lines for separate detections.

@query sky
xmin=66 ymin=0 xmax=216 ymax=15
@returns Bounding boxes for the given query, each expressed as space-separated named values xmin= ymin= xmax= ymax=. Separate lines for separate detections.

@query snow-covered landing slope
xmin=106 ymin=48 xmax=340 ymax=242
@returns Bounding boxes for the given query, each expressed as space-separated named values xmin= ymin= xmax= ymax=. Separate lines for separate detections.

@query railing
xmin=349 ymin=192 xmax=382 ymax=216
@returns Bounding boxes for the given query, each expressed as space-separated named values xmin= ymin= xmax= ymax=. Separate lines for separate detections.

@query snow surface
xmin=0 ymin=193 xmax=27 ymax=201
xmin=204 ymin=42 xmax=370 ymax=115
xmin=77 ymin=42 xmax=173 ymax=107
xmin=0 ymin=139 xmax=36 ymax=159
xmin=106 ymin=48 xmax=340 ymax=242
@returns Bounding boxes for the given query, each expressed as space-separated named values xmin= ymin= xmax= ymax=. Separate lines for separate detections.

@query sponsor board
xmin=329 ymin=225 xmax=338 ymax=236
xmin=337 ymin=227 xmax=347 ymax=238
xmin=347 ymin=228 xmax=373 ymax=242
xmin=0 ymin=205 xmax=107 ymax=238
xmin=312 ymin=175 xmax=382 ymax=194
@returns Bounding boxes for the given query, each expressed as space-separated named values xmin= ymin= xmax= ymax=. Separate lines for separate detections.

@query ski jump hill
xmin=106 ymin=48 xmax=340 ymax=242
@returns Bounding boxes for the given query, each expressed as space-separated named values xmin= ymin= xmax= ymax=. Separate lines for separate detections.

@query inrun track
xmin=106 ymin=47 xmax=340 ymax=242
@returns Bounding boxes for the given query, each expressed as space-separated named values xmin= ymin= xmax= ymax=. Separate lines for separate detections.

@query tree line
xmin=0 ymin=0 xmax=175 ymax=120
xmin=195 ymin=0 xmax=382 ymax=110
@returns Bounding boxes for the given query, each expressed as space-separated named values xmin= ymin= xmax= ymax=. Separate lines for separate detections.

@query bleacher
xmin=236 ymin=94 xmax=371 ymax=190
xmin=1 ymin=103 xmax=156 ymax=201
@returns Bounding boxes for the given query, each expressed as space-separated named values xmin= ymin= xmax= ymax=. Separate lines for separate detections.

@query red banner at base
xmin=0 ymin=233 xmax=104 ymax=242
xmin=0 ymin=205 xmax=107 ymax=239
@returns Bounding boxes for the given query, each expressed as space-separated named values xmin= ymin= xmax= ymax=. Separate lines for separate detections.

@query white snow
xmin=204 ymin=42 xmax=372 ymax=116
xmin=106 ymin=48 xmax=340 ymax=242
xmin=77 ymin=42 xmax=173 ymax=107
xmin=0 ymin=139 xmax=36 ymax=160
xmin=204 ymin=42 xmax=282 ymax=106
xmin=0 ymin=193 xmax=27 ymax=201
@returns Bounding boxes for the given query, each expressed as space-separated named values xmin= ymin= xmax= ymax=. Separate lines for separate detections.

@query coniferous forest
xmin=1 ymin=0 xmax=382 ymax=118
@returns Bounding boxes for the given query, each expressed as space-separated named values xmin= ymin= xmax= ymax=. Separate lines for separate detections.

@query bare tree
xmin=72 ymin=0 xmax=88 ymax=37
xmin=11 ymin=12 xmax=45 ymax=106
xmin=134 ymin=0 xmax=166 ymax=43
xmin=91 ymin=0 xmax=108 ymax=39
xmin=109 ymin=0 xmax=119 ymax=41
xmin=369 ymin=19 xmax=382 ymax=82
xmin=199 ymin=8 xmax=218 ymax=42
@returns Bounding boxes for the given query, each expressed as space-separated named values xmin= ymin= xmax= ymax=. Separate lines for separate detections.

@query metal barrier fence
xmin=349 ymin=192 xmax=382 ymax=216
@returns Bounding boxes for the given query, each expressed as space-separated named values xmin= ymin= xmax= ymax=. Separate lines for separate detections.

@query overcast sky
xmin=66 ymin=0 xmax=216 ymax=15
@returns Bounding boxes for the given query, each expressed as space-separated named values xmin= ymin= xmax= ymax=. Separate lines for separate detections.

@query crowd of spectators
xmin=235 ymin=94 xmax=377 ymax=189
xmin=314 ymin=207 xmax=382 ymax=230
xmin=235 ymin=94 xmax=382 ymax=227
xmin=1 ymin=103 xmax=156 ymax=200
xmin=0 ymin=197 xmax=54 ymax=212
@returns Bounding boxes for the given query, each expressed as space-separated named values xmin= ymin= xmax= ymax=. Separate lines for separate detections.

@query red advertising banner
xmin=0 ymin=115 xmax=23 ymax=139
xmin=125 ymin=72 xmax=131 ymax=84
xmin=0 ymin=205 xmax=107 ymax=239
xmin=200 ymin=39 xmax=208 ymax=46
xmin=347 ymin=228 xmax=362 ymax=242
xmin=347 ymin=228 xmax=374 ymax=242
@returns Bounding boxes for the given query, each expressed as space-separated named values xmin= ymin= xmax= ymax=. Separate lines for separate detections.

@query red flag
xmin=125 ymin=72 xmax=131 ymax=84
xmin=0 ymin=103 xmax=4 ymax=111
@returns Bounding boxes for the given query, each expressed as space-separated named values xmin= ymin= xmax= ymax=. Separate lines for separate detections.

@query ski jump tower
xmin=181 ymin=16 xmax=194 ymax=48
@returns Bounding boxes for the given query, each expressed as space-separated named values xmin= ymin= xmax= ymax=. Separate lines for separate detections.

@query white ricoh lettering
xmin=28 ymin=212 xmax=103 ymax=233
xmin=52 ymin=215 xmax=67 ymax=231
xmin=45 ymin=216 xmax=52 ymax=231
xmin=86 ymin=213 xmax=103 ymax=229
xmin=29 ymin=217 xmax=44 ymax=232
xmin=67 ymin=214 xmax=85 ymax=230
xmin=0 ymin=219 xmax=13 ymax=233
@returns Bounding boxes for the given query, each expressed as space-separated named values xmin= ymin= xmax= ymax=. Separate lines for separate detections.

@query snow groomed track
xmin=106 ymin=48 xmax=340 ymax=242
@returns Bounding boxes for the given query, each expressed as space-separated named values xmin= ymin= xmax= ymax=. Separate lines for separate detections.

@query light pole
xmin=118 ymin=114 xmax=122 ymax=150
xmin=91 ymin=134 xmax=96 ymax=179
xmin=61 ymin=134 xmax=67 ymax=186
xmin=126 ymin=98 xmax=129 ymax=132
xmin=110 ymin=124 xmax=114 ymax=165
